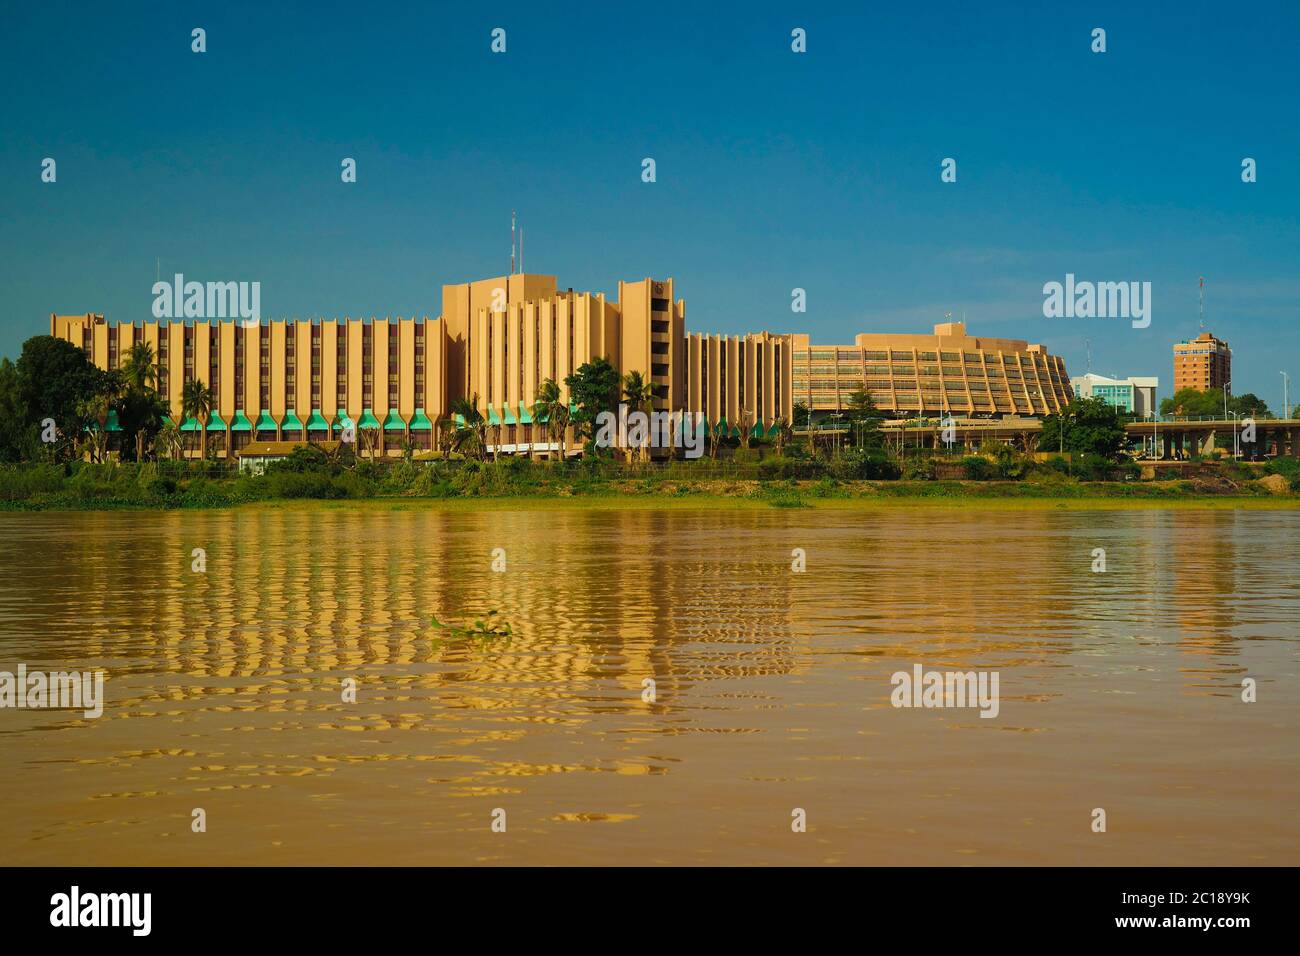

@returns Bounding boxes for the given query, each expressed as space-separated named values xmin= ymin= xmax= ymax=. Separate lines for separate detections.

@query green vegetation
xmin=3 ymin=449 xmax=1296 ymax=511
xmin=565 ymin=356 xmax=621 ymax=454
xmin=430 ymin=610 xmax=513 ymax=639
xmin=1159 ymin=387 xmax=1272 ymax=418
xmin=1038 ymin=397 xmax=1128 ymax=459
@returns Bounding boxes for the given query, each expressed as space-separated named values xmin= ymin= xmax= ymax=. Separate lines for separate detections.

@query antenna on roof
xmin=511 ymin=211 xmax=517 ymax=275
xmin=1199 ymin=276 xmax=1206 ymax=330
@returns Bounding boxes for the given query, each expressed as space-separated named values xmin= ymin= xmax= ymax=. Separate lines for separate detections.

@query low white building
xmin=1071 ymin=373 xmax=1159 ymax=417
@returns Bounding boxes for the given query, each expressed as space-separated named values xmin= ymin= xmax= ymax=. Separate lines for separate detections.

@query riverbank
xmin=3 ymin=464 xmax=1298 ymax=512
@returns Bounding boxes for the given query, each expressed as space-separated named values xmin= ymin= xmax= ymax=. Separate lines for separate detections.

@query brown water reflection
xmin=0 ymin=505 xmax=1295 ymax=865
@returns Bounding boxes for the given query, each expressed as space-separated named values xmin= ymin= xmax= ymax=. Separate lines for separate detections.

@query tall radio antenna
xmin=511 ymin=210 xmax=517 ymax=275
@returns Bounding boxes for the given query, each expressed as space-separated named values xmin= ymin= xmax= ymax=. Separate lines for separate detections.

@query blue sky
xmin=2 ymin=1 xmax=1297 ymax=408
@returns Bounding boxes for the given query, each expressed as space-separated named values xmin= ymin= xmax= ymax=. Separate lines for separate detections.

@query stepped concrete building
xmin=790 ymin=322 xmax=1073 ymax=420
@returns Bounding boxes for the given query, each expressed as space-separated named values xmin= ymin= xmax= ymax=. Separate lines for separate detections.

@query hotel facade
xmin=50 ymin=276 xmax=1071 ymax=458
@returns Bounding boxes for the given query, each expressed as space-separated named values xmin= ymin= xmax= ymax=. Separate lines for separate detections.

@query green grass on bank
xmin=2 ymin=449 xmax=1299 ymax=513
xmin=0 ymin=450 xmax=1294 ymax=512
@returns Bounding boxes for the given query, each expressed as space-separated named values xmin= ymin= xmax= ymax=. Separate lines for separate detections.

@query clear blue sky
xmin=2 ymin=1 xmax=1297 ymax=408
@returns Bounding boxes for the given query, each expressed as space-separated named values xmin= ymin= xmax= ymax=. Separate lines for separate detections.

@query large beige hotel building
xmin=51 ymin=272 xmax=1071 ymax=458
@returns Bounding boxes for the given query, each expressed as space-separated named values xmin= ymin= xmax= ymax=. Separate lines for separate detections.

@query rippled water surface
xmin=0 ymin=504 xmax=1296 ymax=865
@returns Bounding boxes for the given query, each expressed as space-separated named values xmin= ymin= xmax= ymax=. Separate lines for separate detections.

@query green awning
xmin=568 ymin=401 xmax=579 ymax=415
xmin=487 ymin=407 xmax=502 ymax=426
xmin=106 ymin=409 xmax=122 ymax=432
xmin=453 ymin=413 xmax=466 ymax=426
xmin=230 ymin=411 xmax=253 ymax=432
xmin=730 ymin=426 xmax=741 ymax=438
xmin=751 ymin=421 xmax=765 ymax=438
xmin=502 ymin=406 xmax=517 ymax=425
xmin=409 ymin=409 xmax=433 ymax=430
xmin=334 ymin=411 xmax=354 ymax=432
xmin=254 ymin=410 xmax=277 ymax=432
xmin=382 ymin=409 xmax=405 ymax=431
xmin=180 ymin=416 xmax=201 ymax=432
xmin=358 ymin=409 xmax=380 ymax=430
xmin=767 ymin=422 xmax=781 ymax=438
xmin=206 ymin=412 xmax=227 ymax=431
xmin=161 ymin=415 xmax=173 ymax=427
xmin=281 ymin=411 xmax=304 ymax=431
xmin=305 ymin=410 xmax=329 ymax=430
xmin=517 ymin=401 xmax=533 ymax=425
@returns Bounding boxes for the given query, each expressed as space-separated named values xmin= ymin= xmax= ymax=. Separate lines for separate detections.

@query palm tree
xmin=622 ymin=370 xmax=656 ymax=464
xmin=77 ymin=392 xmax=111 ymax=462
xmin=709 ymin=418 xmax=724 ymax=460
xmin=121 ymin=342 xmax=158 ymax=392
xmin=435 ymin=418 xmax=456 ymax=458
xmin=532 ymin=378 xmax=570 ymax=462
xmin=121 ymin=343 xmax=160 ymax=460
xmin=775 ymin=418 xmax=792 ymax=457
xmin=155 ymin=420 xmax=181 ymax=461
xmin=449 ymin=394 xmax=488 ymax=461
xmin=181 ymin=378 xmax=215 ymax=462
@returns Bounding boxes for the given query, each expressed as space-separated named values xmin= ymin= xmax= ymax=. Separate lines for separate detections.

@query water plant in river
xmin=430 ymin=609 xmax=513 ymax=639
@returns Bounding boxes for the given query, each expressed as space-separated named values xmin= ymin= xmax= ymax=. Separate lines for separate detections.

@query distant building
xmin=1071 ymin=373 xmax=1159 ymax=417
xmin=1173 ymin=331 xmax=1231 ymax=394
xmin=790 ymin=322 xmax=1073 ymax=420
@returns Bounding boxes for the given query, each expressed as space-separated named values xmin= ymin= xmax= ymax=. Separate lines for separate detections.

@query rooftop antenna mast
xmin=1199 ymin=276 xmax=1206 ymax=331
xmin=511 ymin=210 xmax=517 ymax=275
xmin=1085 ymin=338 xmax=1092 ymax=373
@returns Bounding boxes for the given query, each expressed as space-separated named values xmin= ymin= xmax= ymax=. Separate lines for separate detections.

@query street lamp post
xmin=1281 ymin=371 xmax=1291 ymax=420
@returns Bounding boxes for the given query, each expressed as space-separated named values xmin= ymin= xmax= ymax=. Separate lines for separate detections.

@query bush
xmin=0 ymin=463 xmax=66 ymax=501
xmin=960 ymin=456 xmax=994 ymax=480
xmin=829 ymin=449 xmax=900 ymax=481
xmin=1264 ymin=457 xmax=1300 ymax=490
xmin=263 ymin=471 xmax=346 ymax=499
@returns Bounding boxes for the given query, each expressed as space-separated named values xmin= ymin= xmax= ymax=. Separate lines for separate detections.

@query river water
xmin=0 ymin=503 xmax=1295 ymax=865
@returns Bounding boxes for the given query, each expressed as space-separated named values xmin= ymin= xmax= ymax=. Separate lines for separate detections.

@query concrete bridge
xmin=826 ymin=416 xmax=1300 ymax=458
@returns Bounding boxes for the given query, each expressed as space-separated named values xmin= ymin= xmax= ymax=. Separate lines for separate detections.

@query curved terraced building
xmin=790 ymin=322 xmax=1073 ymax=420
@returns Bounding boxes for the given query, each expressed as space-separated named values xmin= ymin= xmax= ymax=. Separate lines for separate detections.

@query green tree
xmin=117 ymin=342 xmax=164 ymax=461
xmin=792 ymin=401 xmax=811 ymax=430
xmin=448 ymin=394 xmax=488 ymax=461
xmin=531 ymin=378 xmax=570 ymax=462
xmin=844 ymin=388 xmax=884 ymax=449
xmin=564 ymin=357 xmax=620 ymax=455
xmin=1039 ymin=396 xmax=1127 ymax=460
xmin=16 ymin=335 xmax=114 ymax=460
xmin=1229 ymin=392 xmax=1271 ymax=418
xmin=1160 ymin=387 xmax=1225 ymax=418
xmin=181 ymin=378 xmax=215 ymax=462
xmin=0 ymin=358 xmax=37 ymax=462
xmin=622 ymin=369 xmax=657 ymax=463
xmin=121 ymin=342 xmax=158 ymax=393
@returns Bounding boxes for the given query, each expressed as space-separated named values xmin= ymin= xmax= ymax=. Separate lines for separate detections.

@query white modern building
xmin=1071 ymin=373 xmax=1159 ymax=417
